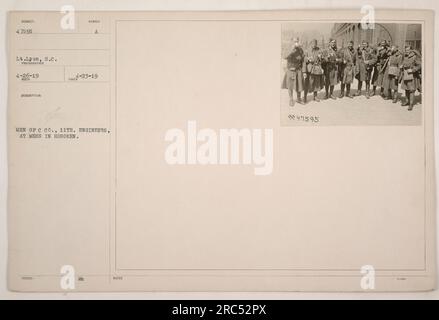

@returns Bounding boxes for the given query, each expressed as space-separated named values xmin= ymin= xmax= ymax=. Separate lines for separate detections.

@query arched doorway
xmin=376 ymin=24 xmax=392 ymax=44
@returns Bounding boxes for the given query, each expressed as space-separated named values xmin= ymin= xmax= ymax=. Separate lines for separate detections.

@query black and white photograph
xmin=281 ymin=22 xmax=423 ymax=125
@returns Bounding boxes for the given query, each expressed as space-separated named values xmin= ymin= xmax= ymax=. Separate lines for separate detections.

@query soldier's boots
xmin=354 ymin=83 xmax=362 ymax=96
xmin=313 ymin=92 xmax=320 ymax=102
xmin=372 ymin=86 xmax=376 ymax=96
xmin=384 ymin=90 xmax=392 ymax=100
xmin=365 ymin=85 xmax=370 ymax=99
xmin=355 ymin=83 xmax=363 ymax=97
xmin=339 ymin=85 xmax=345 ymax=98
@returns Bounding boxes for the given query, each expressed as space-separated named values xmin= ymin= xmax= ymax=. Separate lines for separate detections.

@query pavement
xmin=280 ymin=84 xmax=422 ymax=126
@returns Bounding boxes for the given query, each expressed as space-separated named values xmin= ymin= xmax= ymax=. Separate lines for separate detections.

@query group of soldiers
xmin=282 ymin=37 xmax=422 ymax=111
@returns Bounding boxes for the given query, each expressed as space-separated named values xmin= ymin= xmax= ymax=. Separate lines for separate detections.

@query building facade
xmin=331 ymin=23 xmax=421 ymax=52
